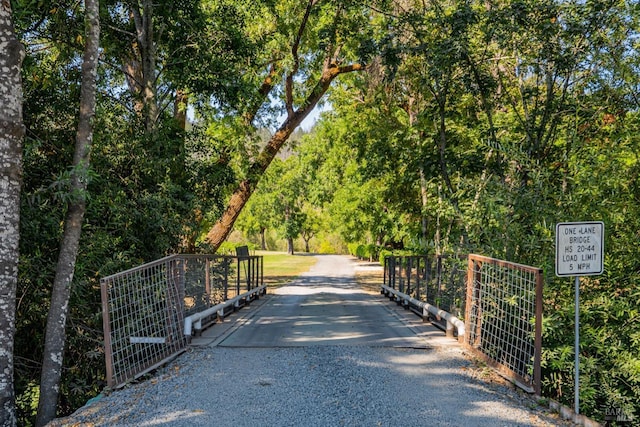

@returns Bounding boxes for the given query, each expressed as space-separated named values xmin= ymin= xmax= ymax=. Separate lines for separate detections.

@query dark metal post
xmin=224 ymin=257 xmax=229 ymax=301
xmin=407 ymin=256 xmax=412 ymax=296
xmin=534 ymin=268 xmax=544 ymax=396
xmin=205 ymin=257 xmax=211 ymax=307
xmin=101 ymin=279 xmax=115 ymax=388
xmin=383 ymin=256 xmax=388 ymax=287
xmin=436 ymin=255 xmax=443 ymax=307
xmin=236 ymin=257 xmax=241 ymax=297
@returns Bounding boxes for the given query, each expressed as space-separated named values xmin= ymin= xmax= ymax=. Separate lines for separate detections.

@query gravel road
xmin=48 ymin=255 xmax=569 ymax=427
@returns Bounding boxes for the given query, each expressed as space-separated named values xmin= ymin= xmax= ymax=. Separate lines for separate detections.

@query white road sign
xmin=555 ymin=221 xmax=604 ymax=277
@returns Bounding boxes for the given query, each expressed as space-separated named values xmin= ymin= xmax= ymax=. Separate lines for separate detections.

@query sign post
xmin=555 ymin=221 xmax=604 ymax=416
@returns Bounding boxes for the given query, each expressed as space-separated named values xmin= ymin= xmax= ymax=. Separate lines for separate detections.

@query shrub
xmin=347 ymin=242 xmax=360 ymax=257
xmin=379 ymin=249 xmax=393 ymax=266
xmin=317 ymin=240 xmax=336 ymax=254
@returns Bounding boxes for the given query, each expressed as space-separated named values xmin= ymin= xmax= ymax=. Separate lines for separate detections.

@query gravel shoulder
xmin=48 ymin=255 xmax=571 ymax=427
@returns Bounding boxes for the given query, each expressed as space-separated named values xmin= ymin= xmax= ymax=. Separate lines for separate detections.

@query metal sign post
xmin=555 ymin=221 xmax=604 ymax=416
xmin=573 ymin=274 xmax=580 ymax=414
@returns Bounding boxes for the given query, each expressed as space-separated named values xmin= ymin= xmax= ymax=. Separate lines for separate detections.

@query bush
xmin=216 ymin=241 xmax=257 ymax=255
xmin=365 ymin=244 xmax=381 ymax=261
xmin=347 ymin=242 xmax=360 ymax=257
xmin=317 ymin=241 xmax=337 ymax=254
xmin=379 ymin=249 xmax=393 ymax=266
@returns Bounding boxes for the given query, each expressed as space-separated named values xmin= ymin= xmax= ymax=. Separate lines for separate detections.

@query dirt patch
xmin=353 ymin=259 xmax=384 ymax=294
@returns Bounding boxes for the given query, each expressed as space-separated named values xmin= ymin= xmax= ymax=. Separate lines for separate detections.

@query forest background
xmin=1 ymin=0 xmax=640 ymax=425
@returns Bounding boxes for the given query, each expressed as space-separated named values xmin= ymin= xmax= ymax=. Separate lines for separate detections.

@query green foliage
xmin=347 ymin=243 xmax=360 ymax=257
xmin=217 ymin=241 xmax=258 ymax=255
xmin=312 ymin=0 xmax=640 ymax=422
xmin=351 ymin=244 xmax=382 ymax=261
xmin=378 ymin=249 xmax=393 ymax=266
xmin=12 ymin=0 xmax=640 ymax=424
xmin=14 ymin=1 xmax=251 ymax=422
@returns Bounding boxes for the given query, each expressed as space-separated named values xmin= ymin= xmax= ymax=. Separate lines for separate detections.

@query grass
xmin=257 ymin=251 xmax=384 ymax=293
xmin=258 ymin=251 xmax=318 ymax=287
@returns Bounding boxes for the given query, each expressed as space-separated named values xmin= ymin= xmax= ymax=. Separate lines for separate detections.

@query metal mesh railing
xmin=101 ymin=253 xmax=263 ymax=388
xmin=383 ymin=254 xmax=467 ymax=326
xmin=465 ymin=254 xmax=543 ymax=394
xmin=424 ymin=255 xmax=467 ymax=322
xmin=383 ymin=253 xmax=543 ymax=394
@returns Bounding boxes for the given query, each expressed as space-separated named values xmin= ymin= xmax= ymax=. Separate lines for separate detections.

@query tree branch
xmin=286 ymin=0 xmax=315 ymax=118
xmin=244 ymin=62 xmax=278 ymax=126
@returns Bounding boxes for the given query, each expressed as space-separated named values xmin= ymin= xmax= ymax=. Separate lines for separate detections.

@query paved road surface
xmin=49 ymin=255 xmax=569 ymax=427
xmin=217 ymin=255 xmax=429 ymax=348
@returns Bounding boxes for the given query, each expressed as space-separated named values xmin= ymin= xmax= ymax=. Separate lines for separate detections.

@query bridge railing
xmin=465 ymin=254 xmax=543 ymax=395
xmin=383 ymin=254 xmax=466 ymax=326
xmin=382 ymin=253 xmax=543 ymax=395
xmin=100 ymin=253 xmax=263 ymax=389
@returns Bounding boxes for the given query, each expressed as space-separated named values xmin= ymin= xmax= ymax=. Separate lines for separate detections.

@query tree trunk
xmin=406 ymin=96 xmax=429 ymax=242
xmin=174 ymin=89 xmax=188 ymax=130
xmin=260 ymin=227 xmax=266 ymax=250
xmin=287 ymin=237 xmax=295 ymax=255
xmin=419 ymin=166 xmax=428 ymax=240
xmin=138 ymin=0 xmax=157 ymax=132
xmin=0 ymin=4 xmax=25 ymax=425
xmin=35 ymin=1 xmax=100 ymax=424
xmin=123 ymin=1 xmax=157 ymax=132
xmin=206 ymin=63 xmax=364 ymax=250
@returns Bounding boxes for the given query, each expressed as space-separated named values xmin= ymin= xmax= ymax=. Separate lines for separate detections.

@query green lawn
xmin=257 ymin=251 xmax=317 ymax=287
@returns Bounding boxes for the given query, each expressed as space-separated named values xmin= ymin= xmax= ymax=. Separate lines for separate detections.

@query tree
xmin=0 ymin=2 xmax=25 ymax=425
xmin=309 ymin=0 xmax=640 ymax=420
xmin=34 ymin=1 xmax=100 ymax=425
xmin=98 ymin=0 xmax=261 ymax=252
xmin=13 ymin=1 xmax=249 ymax=421
xmin=235 ymin=185 xmax=277 ymax=250
xmin=273 ymin=158 xmax=307 ymax=255
xmin=237 ymin=157 xmax=306 ymax=254
xmin=204 ymin=0 xmax=377 ymax=249
xmin=300 ymin=205 xmax=321 ymax=253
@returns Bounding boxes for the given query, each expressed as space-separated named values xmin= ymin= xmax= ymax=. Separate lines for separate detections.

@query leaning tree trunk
xmin=206 ymin=1 xmax=364 ymax=251
xmin=0 ymin=3 xmax=25 ymax=426
xmin=35 ymin=1 xmax=100 ymax=425
xmin=206 ymin=63 xmax=363 ymax=250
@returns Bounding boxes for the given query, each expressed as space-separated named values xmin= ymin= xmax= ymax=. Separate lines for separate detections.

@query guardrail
xmin=465 ymin=254 xmax=543 ymax=395
xmin=184 ymin=284 xmax=266 ymax=341
xmin=383 ymin=254 xmax=466 ymax=331
xmin=382 ymin=253 xmax=543 ymax=395
xmin=101 ymin=253 xmax=263 ymax=388
xmin=381 ymin=284 xmax=465 ymax=341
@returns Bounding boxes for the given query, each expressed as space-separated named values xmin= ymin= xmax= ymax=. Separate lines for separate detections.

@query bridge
xmin=49 ymin=254 xmax=581 ymax=426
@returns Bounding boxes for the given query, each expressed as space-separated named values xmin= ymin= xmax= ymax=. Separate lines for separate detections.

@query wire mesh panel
xmin=101 ymin=256 xmax=186 ymax=389
xmin=101 ymin=254 xmax=264 ymax=388
xmin=181 ymin=255 xmax=231 ymax=314
xmin=465 ymin=254 xmax=543 ymax=394
xmin=426 ymin=255 xmax=467 ymax=328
